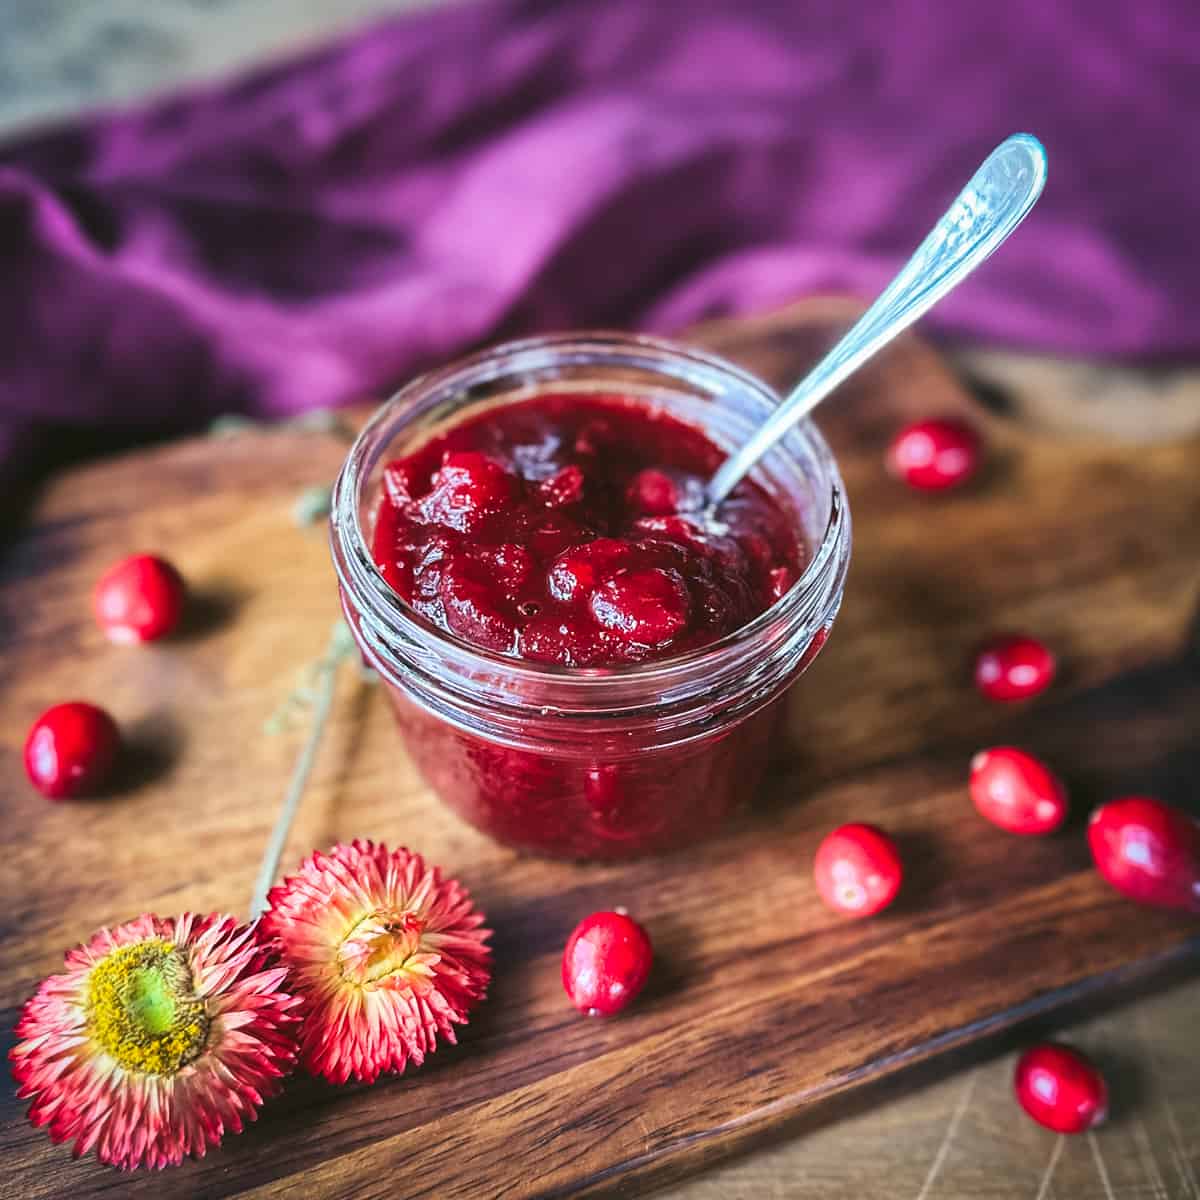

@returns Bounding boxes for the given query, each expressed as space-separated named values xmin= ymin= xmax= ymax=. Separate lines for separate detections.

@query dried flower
xmin=261 ymin=841 xmax=491 ymax=1084
xmin=11 ymin=913 xmax=300 ymax=1170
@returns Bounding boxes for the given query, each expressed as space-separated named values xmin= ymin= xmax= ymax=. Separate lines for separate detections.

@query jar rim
xmin=330 ymin=331 xmax=850 ymax=700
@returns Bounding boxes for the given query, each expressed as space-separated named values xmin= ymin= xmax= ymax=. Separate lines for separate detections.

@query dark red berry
xmin=625 ymin=468 xmax=682 ymax=516
xmin=547 ymin=538 xmax=632 ymax=603
xmin=93 ymin=554 xmax=186 ymax=644
xmin=24 ymin=702 xmax=121 ymax=799
xmin=887 ymin=418 xmax=981 ymax=491
xmin=437 ymin=555 xmax=517 ymax=652
xmin=468 ymin=543 xmax=535 ymax=592
xmin=589 ymin=567 xmax=690 ymax=645
xmin=562 ymin=910 xmax=653 ymax=1017
xmin=969 ymin=747 xmax=1068 ymax=835
xmin=1087 ymin=796 xmax=1200 ymax=913
xmin=974 ymin=633 xmax=1056 ymax=702
xmin=813 ymin=823 xmax=902 ymax=918
xmin=538 ymin=464 xmax=585 ymax=508
xmin=1014 ymin=1043 xmax=1108 ymax=1133
xmin=419 ymin=451 xmax=518 ymax=533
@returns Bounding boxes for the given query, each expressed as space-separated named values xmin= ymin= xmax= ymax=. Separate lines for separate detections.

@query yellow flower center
xmin=86 ymin=939 xmax=210 ymax=1075
xmin=336 ymin=909 xmax=425 ymax=986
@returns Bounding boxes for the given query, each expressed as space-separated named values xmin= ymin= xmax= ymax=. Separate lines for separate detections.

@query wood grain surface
xmin=662 ymin=974 xmax=1200 ymax=1200
xmin=1 ymin=301 xmax=1198 ymax=1199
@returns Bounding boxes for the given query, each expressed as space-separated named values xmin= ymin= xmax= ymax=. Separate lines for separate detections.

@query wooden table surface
xmin=3 ymin=6 xmax=1200 ymax=1197
xmin=2 ymin=303 xmax=1198 ymax=1200
xmin=655 ymin=335 xmax=1200 ymax=1200
xmin=666 ymin=977 xmax=1200 ymax=1200
xmin=657 ymin=318 xmax=1200 ymax=1200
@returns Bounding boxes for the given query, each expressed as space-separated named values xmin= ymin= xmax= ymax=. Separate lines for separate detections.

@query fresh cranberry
xmin=887 ymin=418 xmax=981 ymax=491
xmin=974 ymin=634 xmax=1056 ymax=702
xmin=1014 ymin=1043 xmax=1108 ymax=1133
xmin=93 ymin=554 xmax=186 ymax=644
xmin=24 ymin=702 xmax=121 ymax=799
xmin=1087 ymin=796 xmax=1200 ymax=913
xmin=562 ymin=910 xmax=653 ymax=1016
xmin=590 ymin=567 xmax=690 ymax=645
xmin=814 ymin=823 xmax=903 ymax=918
xmin=419 ymin=451 xmax=518 ymax=533
xmin=969 ymin=747 xmax=1068 ymax=835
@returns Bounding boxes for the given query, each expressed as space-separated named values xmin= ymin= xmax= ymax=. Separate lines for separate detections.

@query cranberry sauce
xmin=370 ymin=394 xmax=804 ymax=666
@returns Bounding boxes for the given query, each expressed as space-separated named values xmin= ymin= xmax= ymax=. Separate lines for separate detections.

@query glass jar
xmin=330 ymin=333 xmax=850 ymax=859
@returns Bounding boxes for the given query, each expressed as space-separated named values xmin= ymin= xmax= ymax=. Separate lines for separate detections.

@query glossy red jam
xmin=385 ymin=689 xmax=785 ymax=857
xmin=359 ymin=390 xmax=823 ymax=859
xmin=370 ymin=395 xmax=803 ymax=666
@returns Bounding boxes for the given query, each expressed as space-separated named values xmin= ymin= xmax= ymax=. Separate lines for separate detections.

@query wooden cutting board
xmin=1 ymin=300 xmax=1198 ymax=1200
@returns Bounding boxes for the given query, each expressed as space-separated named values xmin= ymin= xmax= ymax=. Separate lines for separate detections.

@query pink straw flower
xmin=11 ymin=912 xmax=300 ymax=1170
xmin=261 ymin=840 xmax=491 ymax=1084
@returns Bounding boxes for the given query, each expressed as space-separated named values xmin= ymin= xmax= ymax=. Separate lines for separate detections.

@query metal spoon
xmin=706 ymin=133 xmax=1047 ymax=507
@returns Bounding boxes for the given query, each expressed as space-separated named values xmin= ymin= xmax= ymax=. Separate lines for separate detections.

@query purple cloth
xmin=2 ymin=0 xmax=1197 ymax=487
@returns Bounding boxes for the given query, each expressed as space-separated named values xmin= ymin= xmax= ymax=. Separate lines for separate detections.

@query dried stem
xmin=249 ymin=622 xmax=356 ymax=918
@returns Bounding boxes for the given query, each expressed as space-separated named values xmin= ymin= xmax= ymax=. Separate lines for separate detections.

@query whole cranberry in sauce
xmin=370 ymin=395 xmax=804 ymax=667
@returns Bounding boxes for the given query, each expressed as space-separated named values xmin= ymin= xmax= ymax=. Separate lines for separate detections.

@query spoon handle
xmin=706 ymin=133 xmax=1048 ymax=506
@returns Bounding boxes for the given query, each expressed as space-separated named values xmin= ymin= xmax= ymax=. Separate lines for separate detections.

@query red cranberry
xmin=469 ymin=543 xmax=535 ymax=592
xmin=525 ymin=513 xmax=590 ymax=561
xmin=887 ymin=418 xmax=981 ymax=491
xmin=420 ymin=451 xmax=518 ymax=533
xmin=974 ymin=634 xmax=1056 ymax=702
xmin=814 ymin=823 xmax=902 ymax=918
xmin=1087 ymin=796 xmax=1200 ymax=913
xmin=969 ymin=747 xmax=1068 ymax=835
xmin=1014 ymin=1043 xmax=1108 ymax=1133
xmin=626 ymin=468 xmax=682 ymax=516
xmin=632 ymin=514 xmax=740 ymax=570
xmin=547 ymin=539 xmax=631 ymax=603
xmin=437 ymin=556 xmax=517 ymax=652
xmin=93 ymin=554 xmax=186 ymax=644
xmin=520 ymin=615 xmax=602 ymax=666
xmin=562 ymin=910 xmax=653 ymax=1016
xmin=589 ymin=567 xmax=690 ymax=645
xmin=24 ymin=702 xmax=121 ymax=799
xmin=538 ymin=464 xmax=585 ymax=508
